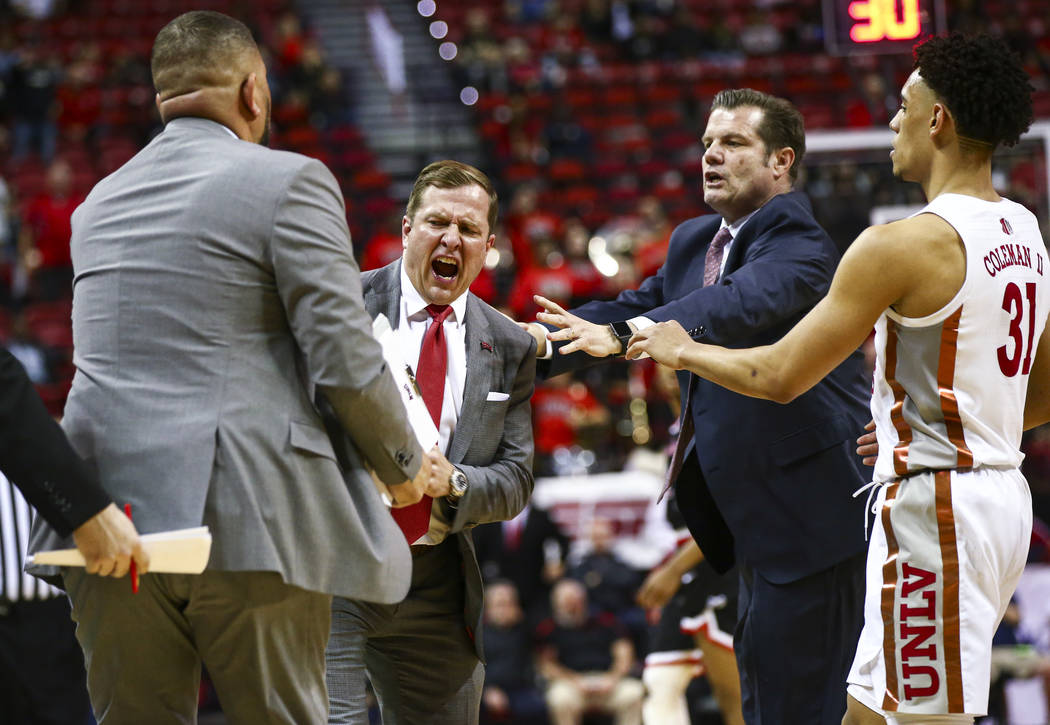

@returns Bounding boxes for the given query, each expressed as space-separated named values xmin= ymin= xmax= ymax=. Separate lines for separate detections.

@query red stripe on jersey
xmin=935 ymin=471 xmax=965 ymax=712
xmin=880 ymin=480 xmax=903 ymax=712
xmin=885 ymin=321 xmax=912 ymax=475
xmin=936 ymin=307 xmax=973 ymax=469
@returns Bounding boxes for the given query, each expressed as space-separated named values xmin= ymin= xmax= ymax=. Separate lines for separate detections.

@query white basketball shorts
xmin=847 ymin=467 xmax=1031 ymax=717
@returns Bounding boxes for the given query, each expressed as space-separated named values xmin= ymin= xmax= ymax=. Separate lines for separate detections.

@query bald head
xmin=151 ymin=11 xmax=259 ymax=101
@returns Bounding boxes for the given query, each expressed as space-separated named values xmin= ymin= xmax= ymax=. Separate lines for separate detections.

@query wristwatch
xmin=447 ymin=467 xmax=468 ymax=502
xmin=608 ymin=320 xmax=634 ymax=357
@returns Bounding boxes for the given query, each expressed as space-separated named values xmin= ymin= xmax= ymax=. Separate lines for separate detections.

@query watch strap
xmin=608 ymin=321 xmax=633 ymax=357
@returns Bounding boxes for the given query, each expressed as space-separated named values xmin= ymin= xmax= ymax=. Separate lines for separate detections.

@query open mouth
xmin=704 ymin=171 xmax=724 ymax=185
xmin=432 ymin=256 xmax=459 ymax=280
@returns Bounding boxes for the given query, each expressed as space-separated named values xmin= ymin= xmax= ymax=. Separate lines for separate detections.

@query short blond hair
xmin=406 ymin=160 xmax=499 ymax=234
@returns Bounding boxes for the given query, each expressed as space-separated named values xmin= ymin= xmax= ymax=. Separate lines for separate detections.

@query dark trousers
xmin=735 ymin=550 xmax=866 ymax=725
xmin=0 ymin=596 xmax=92 ymax=725
xmin=327 ymin=538 xmax=483 ymax=725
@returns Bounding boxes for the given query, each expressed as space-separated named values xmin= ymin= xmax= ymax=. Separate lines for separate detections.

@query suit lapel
xmin=448 ymin=295 xmax=494 ymax=464
xmin=721 ymin=218 xmax=752 ymax=277
xmin=366 ymin=261 xmax=402 ymax=326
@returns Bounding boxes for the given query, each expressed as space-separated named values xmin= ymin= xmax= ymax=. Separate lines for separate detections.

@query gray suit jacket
xmin=28 ymin=117 xmax=420 ymax=604
xmin=360 ymin=261 xmax=536 ymax=657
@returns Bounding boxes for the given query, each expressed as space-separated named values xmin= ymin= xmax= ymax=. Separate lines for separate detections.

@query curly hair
xmin=914 ymin=34 xmax=1034 ymax=148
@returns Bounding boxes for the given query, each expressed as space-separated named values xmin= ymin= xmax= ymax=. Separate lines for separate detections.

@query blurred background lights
xmin=438 ymin=42 xmax=458 ymax=61
xmin=459 ymin=86 xmax=479 ymax=106
xmin=485 ymin=248 xmax=500 ymax=269
xmin=429 ymin=20 xmax=448 ymax=39
xmin=416 ymin=0 xmax=436 ymax=18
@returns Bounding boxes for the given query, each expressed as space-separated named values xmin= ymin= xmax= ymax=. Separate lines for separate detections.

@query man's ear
xmin=241 ymin=72 xmax=261 ymax=119
xmin=930 ymin=103 xmax=948 ymax=134
xmin=772 ymin=147 xmax=795 ymax=179
xmin=402 ymin=215 xmax=412 ymax=247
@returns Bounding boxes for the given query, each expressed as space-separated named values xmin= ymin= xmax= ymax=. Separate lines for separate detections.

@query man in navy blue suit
xmin=524 ymin=88 xmax=871 ymax=724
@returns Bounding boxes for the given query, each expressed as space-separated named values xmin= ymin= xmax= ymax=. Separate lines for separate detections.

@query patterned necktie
xmin=702 ymin=226 xmax=733 ymax=287
xmin=392 ymin=304 xmax=453 ymax=543
xmin=662 ymin=227 xmax=732 ymax=498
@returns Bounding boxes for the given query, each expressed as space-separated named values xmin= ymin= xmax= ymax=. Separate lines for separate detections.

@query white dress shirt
xmin=397 ymin=265 xmax=471 ymax=545
xmin=397 ymin=264 xmax=468 ymax=453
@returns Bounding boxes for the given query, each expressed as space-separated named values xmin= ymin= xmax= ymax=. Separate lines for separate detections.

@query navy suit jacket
xmin=543 ymin=191 xmax=871 ymax=584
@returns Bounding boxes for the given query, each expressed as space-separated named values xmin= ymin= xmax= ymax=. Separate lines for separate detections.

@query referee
xmin=0 ymin=345 xmax=147 ymax=723
xmin=1 ymin=470 xmax=92 ymax=723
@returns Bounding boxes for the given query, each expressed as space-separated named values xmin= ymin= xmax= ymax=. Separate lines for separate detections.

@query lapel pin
xmin=481 ymin=341 xmax=493 ymax=352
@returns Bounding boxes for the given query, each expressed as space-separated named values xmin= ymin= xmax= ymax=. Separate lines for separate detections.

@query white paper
xmin=370 ymin=314 xmax=441 ymax=509
xmin=372 ymin=314 xmax=440 ymax=450
xmin=26 ymin=526 xmax=212 ymax=574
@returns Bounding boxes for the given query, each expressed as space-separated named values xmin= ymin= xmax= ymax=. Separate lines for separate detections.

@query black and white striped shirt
xmin=0 ymin=472 xmax=61 ymax=602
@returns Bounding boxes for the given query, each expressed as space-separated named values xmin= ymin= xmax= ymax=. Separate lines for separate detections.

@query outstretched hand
xmin=534 ymin=295 xmax=621 ymax=358
xmin=625 ymin=320 xmax=691 ymax=368
xmin=72 ymin=503 xmax=149 ymax=578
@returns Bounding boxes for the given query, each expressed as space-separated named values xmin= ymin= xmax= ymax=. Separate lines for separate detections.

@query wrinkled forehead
xmin=703 ymin=105 xmax=765 ymax=141
xmin=415 ymin=184 xmax=489 ymax=220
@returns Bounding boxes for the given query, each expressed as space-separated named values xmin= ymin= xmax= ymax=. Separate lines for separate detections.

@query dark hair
xmin=914 ymin=33 xmax=1033 ymax=148
xmin=151 ymin=11 xmax=258 ymax=97
xmin=711 ymin=88 xmax=806 ymax=180
xmin=406 ymin=160 xmax=499 ymax=233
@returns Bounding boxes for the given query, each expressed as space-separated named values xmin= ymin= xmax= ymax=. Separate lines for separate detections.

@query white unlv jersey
xmin=872 ymin=193 xmax=1050 ymax=482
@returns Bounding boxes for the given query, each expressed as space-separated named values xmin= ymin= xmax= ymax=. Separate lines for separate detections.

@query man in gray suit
xmin=325 ymin=160 xmax=537 ymax=725
xmin=27 ymin=11 xmax=432 ymax=724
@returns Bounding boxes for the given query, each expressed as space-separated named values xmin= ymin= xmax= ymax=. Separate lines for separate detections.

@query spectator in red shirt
xmin=21 ymin=159 xmax=82 ymax=299
xmin=530 ymin=373 xmax=608 ymax=476
xmin=507 ymin=235 xmax=575 ymax=320
xmin=56 ymin=60 xmax=102 ymax=145
xmin=504 ymin=184 xmax=563 ymax=273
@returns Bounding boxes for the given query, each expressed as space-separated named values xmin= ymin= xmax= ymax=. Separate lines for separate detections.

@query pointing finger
xmin=534 ymin=295 xmax=566 ymax=315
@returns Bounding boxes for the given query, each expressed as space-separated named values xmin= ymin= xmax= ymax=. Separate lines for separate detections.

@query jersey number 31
xmin=999 ymin=281 xmax=1037 ymax=377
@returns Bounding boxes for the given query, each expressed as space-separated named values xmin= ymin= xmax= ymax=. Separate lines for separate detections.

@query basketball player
xmin=626 ymin=33 xmax=1046 ymax=724
xmin=637 ymin=535 xmax=742 ymax=725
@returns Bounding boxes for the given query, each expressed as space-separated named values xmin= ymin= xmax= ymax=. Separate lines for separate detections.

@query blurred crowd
xmin=4 ymin=1 xmax=1050 ymax=722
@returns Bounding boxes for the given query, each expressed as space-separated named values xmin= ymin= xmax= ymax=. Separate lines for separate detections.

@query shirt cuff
xmin=627 ymin=316 xmax=654 ymax=359
xmin=535 ymin=324 xmax=555 ymax=359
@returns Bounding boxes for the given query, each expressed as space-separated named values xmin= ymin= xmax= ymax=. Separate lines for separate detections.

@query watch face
xmin=450 ymin=471 xmax=468 ymax=496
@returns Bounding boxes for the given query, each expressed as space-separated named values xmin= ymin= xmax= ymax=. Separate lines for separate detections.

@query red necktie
xmin=662 ymin=228 xmax=731 ymax=497
xmin=392 ymin=304 xmax=453 ymax=543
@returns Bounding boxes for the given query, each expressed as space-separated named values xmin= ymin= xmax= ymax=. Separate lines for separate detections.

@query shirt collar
xmin=721 ymin=206 xmax=759 ymax=238
xmin=400 ymin=262 xmax=468 ymax=325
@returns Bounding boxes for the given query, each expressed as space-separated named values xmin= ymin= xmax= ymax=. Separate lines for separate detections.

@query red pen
xmin=124 ymin=503 xmax=139 ymax=594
